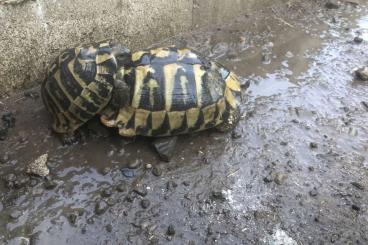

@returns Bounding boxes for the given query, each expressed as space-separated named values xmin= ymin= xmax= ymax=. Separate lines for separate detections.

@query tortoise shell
xmin=100 ymin=47 xmax=242 ymax=137
xmin=41 ymin=40 xmax=129 ymax=134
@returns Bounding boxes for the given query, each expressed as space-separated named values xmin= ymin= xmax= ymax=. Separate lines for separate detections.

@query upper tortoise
xmin=41 ymin=40 xmax=242 ymax=142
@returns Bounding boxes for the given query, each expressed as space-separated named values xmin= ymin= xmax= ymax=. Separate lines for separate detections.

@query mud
xmin=1 ymin=1 xmax=368 ymax=244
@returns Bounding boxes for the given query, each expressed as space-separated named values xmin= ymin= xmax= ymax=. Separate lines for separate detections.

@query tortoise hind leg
xmin=216 ymin=108 xmax=241 ymax=133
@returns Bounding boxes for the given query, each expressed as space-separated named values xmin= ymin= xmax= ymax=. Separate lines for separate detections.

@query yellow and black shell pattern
xmin=101 ymin=47 xmax=242 ymax=137
xmin=41 ymin=40 xmax=123 ymax=134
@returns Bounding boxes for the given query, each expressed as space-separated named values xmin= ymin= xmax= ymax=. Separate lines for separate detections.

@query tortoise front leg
xmin=216 ymin=107 xmax=241 ymax=133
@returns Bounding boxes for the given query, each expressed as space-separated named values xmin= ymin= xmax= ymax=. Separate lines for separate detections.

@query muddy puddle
xmin=1 ymin=1 xmax=368 ymax=244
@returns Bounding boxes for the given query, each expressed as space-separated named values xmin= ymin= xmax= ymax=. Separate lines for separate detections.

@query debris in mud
xmin=0 ymin=153 xmax=9 ymax=164
xmin=140 ymin=199 xmax=150 ymax=209
xmin=309 ymin=188 xmax=319 ymax=197
xmin=351 ymin=182 xmax=365 ymax=190
xmin=152 ymin=136 xmax=178 ymax=162
xmin=116 ymin=181 xmax=127 ymax=192
xmin=167 ymin=224 xmax=176 ymax=236
xmin=44 ymin=179 xmax=57 ymax=190
xmin=9 ymin=210 xmax=22 ymax=220
xmin=26 ymin=153 xmax=49 ymax=177
xmin=355 ymin=67 xmax=368 ymax=81
xmin=211 ymin=190 xmax=227 ymax=201
xmin=309 ymin=142 xmax=318 ymax=149
xmin=121 ymin=168 xmax=135 ymax=178
xmin=361 ymin=101 xmax=368 ymax=111
xmin=101 ymin=188 xmax=113 ymax=198
xmin=354 ymin=36 xmax=364 ymax=44
xmin=127 ymin=159 xmax=142 ymax=169
xmin=0 ymin=126 xmax=7 ymax=140
xmin=152 ymin=166 xmax=162 ymax=177
xmin=95 ymin=200 xmax=108 ymax=215
xmin=273 ymin=172 xmax=288 ymax=185
xmin=352 ymin=204 xmax=361 ymax=212
xmin=325 ymin=1 xmax=340 ymax=9
xmin=2 ymin=112 xmax=15 ymax=128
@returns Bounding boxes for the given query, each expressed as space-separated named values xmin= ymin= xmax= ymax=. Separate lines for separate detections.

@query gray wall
xmin=0 ymin=0 xmax=267 ymax=98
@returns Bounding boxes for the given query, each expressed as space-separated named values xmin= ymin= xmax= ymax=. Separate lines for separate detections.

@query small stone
xmin=101 ymin=167 xmax=111 ymax=175
xmin=106 ymin=198 xmax=116 ymax=206
xmin=67 ymin=212 xmax=78 ymax=225
xmin=354 ymin=36 xmax=364 ymax=44
xmin=261 ymin=53 xmax=271 ymax=64
xmin=309 ymin=188 xmax=318 ymax=197
xmin=9 ymin=210 xmax=22 ymax=220
xmin=95 ymin=200 xmax=108 ymax=215
xmin=263 ymin=175 xmax=273 ymax=183
xmin=0 ymin=154 xmax=9 ymax=164
xmin=116 ymin=181 xmax=127 ymax=192
xmin=166 ymin=181 xmax=178 ymax=191
xmin=183 ymin=181 xmax=190 ymax=187
xmin=325 ymin=1 xmax=339 ymax=9
xmin=167 ymin=224 xmax=176 ymax=236
xmin=141 ymin=199 xmax=150 ymax=209
xmin=105 ymin=224 xmax=113 ymax=232
xmin=145 ymin=163 xmax=152 ymax=169
xmin=26 ymin=154 xmax=49 ymax=177
xmin=231 ymin=129 xmax=242 ymax=139
xmin=133 ymin=186 xmax=147 ymax=197
xmin=121 ymin=168 xmax=134 ymax=178
xmin=273 ymin=173 xmax=287 ymax=185
xmin=361 ymin=101 xmax=368 ymax=110
xmin=152 ymin=166 xmax=162 ymax=177
xmin=2 ymin=112 xmax=16 ymax=128
xmin=0 ymin=127 xmax=8 ymax=141
xmin=351 ymin=182 xmax=365 ymax=190
xmin=308 ymin=166 xmax=315 ymax=172
xmin=128 ymin=159 xmax=142 ymax=169
xmin=44 ymin=179 xmax=57 ymax=190
xmin=24 ymin=91 xmax=39 ymax=99
xmin=29 ymin=231 xmax=42 ymax=245
xmin=356 ymin=67 xmax=368 ymax=81
xmin=211 ymin=190 xmax=227 ymax=201
xmin=352 ymin=204 xmax=360 ymax=212
xmin=101 ymin=188 xmax=113 ymax=198
xmin=309 ymin=142 xmax=318 ymax=149
xmin=280 ymin=141 xmax=288 ymax=146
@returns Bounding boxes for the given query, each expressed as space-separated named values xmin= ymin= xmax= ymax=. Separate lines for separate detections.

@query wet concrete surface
xmin=1 ymin=1 xmax=368 ymax=244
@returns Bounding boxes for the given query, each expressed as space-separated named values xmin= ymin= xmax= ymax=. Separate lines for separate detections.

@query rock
xmin=2 ymin=112 xmax=16 ymax=128
xmin=352 ymin=204 xmax=360 ymax=212
xmin=183 ymin=181 xmax=190 ymax=187
xmin=101 ymin=188 xmax=113 ymax=198
xmin=29 ymin=231 xmax=42 ymax=245
xmin=309 ymin=142 xmax=318 ymax=149
xmin=121 ymin=168 xmax=135 ymax=178
xmin=133 ymin=186 xmax=147 ymax=197
xmin=325 ymin=1 xmax=339 ymax=9
xmin=26 ymin=154 xmax=49 ymax=177
xmin=141 ymin=199 xmax=151 ymax=209
xmin=0 ymin=154 xmax=9 ymax=164
xmin=273 ymin=173 xmax=287 ymax=185
xmin=167 ymin=224 xmax=176 ymax=236
xmin=354 ymin=36 xmax=363 ymax=44
xmin=356 ymin=67 xmax=368 ymax=81
xmin=211 ymin=190 xmax=227 ymax=201
xmin=263 ymin=175 xmax=273 ymax=183
xmin=361 ymin=101 xmax=368 ymax=111
xmin=106 ymin=224 xmax=113 ymax=232
xmin=351 ymin=182 xmax=365 ymax=190
xmin=9 ymin=210 xmax=22 ymax=220
xmin=261 ymin=52 xmax=271 ymax=64
xmin=145 ymin=163 xmax=152 ymax=169
xmin=95 ymin=200 xmax=108 ymax=215
xmin=152 ymin=166 xmax=162 ymax=177
xmin=106 ymin=198 xmax=116 ymax=206
xmin=152 ymin=136 xmax=178 ymax=162
xmin=128 ymin=159 xmax=142 ymax=169
xmin=309 ymin=188 xmax=318 ymax=197
xmin=44 ymin=179 xmax=57 ymax=190
xmin=67 ymin=211 xmax=78 ymax=225
xmin=231 ymin=128 xmax=242 ymax=139
xmin=101 ymin=167 xmax=111 ymax=175
xmin=166 ymin=181 xmax=178 ymax=191
xmin=308 ymin=166 xmax=315 ymax=172
xmin=116 ymin=181 xmax=127 ymax=192
xmin=0 ymin=127 xmax=8 ymax=141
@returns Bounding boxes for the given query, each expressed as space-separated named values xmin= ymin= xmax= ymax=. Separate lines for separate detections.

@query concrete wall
xmin=0 ymin=0 xmax=267 ymax=98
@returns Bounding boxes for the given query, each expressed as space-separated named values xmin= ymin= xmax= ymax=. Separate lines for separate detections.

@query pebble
xmin=0 ymin=127 xmax=8 ymax=141
xmin=166 ymin=181 xmax=178 ymax=191
xmin=9 ymin=210 xmax=22 ymax=220
xmin=141 ymin=199 xmax=151 ymax=209
xmin=183 ymin=181 xmax=190 ymax=187
xmin=361 ymin=101 xmax=368 ymax=110
xmin=355 ymin=67 xmax=368 ymax=81
xmin=0 ymin=154 xmax=9 ymax=164
xmin=67 ymin=212 xmax=78 ymax=225
xmin=26 ymin=154 xmax=50 ymax=177
xmin=95 ymin=200 xmax=108 ymax=215
xmin=308 ymin=166 xmax=315 ymax=172
xmin=101 ymin=167 xmax=111 ymax=175
xmin=351 ymin=182 xmax=364 ymax=190
xmin=44 ymin=179 xmax=57 ymax=190
xmin=101 ymin=188 xmax=113 ymax=198
xmin=106 ymin=198 xmax=116 ymax=206
xmin=105 ymin=224 xmax=113 ymax=232
xmin=167 ymin=224 xmax=176 ymax=236
xmin=116 ymin=181 xmax=127 ymax=192
xmin=309 ymin=188 xmax=318 ymax=197
xmin=128 ymin=159 xmax=142 ymax=169
xmin=354 ymin=36 xmax=363 ymax=44
xmin=273 ymin=173 xmax=287 ymax=185
xmin=352 ymin=204 xmax=360 ymax=212
xmin=121 ymin=168 xmax=135 ymax=178
xmin=325 ymin=1 xmax=339 ymax=9
xmin=145 ymin=163 xmax=152 ymax=169
xmin=133 ymin=186 xmax=147 ymax=197
xmin=231 ymin=129 xmax=242 ymax=139
xmin=2 ymin=112 xmax=16 ymax=128
xmin=309 ymin=142 xmax=318 ymax=149
xmin=211 ymin=190 xmax=227 ymax=201
xmin=152 ymin=166 xmax=162 ymax=177
xmin=263 ymin=175 xmax=273 ymax=183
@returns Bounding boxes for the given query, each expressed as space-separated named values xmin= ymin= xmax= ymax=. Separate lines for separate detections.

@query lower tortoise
xmin=42 ymin=40 xmax=243 ymax=159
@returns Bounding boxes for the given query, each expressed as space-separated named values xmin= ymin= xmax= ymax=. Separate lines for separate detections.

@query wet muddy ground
xmin=1 ymin=1 xmax=368 ymax=244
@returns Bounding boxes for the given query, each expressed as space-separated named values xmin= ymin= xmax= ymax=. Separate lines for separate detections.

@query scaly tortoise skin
xmin=100 ymin=46 xmax=242 ymax=137
xmin=41 ymin=40 xmax=130 ymax=141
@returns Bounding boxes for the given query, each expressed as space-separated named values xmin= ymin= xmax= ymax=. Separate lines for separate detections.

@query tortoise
xmin=42 ymin=40 xmax=243 ymax=159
